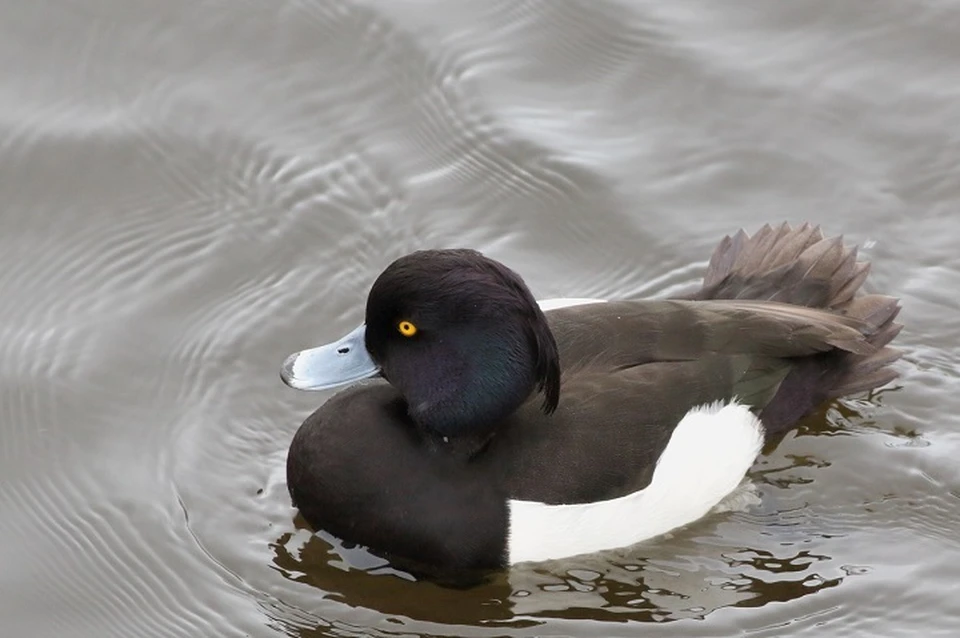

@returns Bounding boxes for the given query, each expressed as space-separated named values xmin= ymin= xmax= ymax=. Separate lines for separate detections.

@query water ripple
xmin=2 ymin=0 xmax=959 ymax=637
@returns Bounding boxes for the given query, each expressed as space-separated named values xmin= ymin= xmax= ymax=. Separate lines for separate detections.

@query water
xmin=1 ymin=1 xmax=959 ymax=636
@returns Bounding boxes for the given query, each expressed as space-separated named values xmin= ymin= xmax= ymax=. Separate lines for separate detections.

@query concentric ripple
xmin=2 ymin=0 xmax=960 ymax=637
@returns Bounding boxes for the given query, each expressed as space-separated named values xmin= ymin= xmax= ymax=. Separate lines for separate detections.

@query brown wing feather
xmin=547 ymin=299 xmax=873 ymax=373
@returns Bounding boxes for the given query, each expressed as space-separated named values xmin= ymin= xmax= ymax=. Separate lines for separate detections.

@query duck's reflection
xmin=268 ymin=506 xmax=845 ymax=629
xmin=269 ymin=519 xmax=517 ymax=626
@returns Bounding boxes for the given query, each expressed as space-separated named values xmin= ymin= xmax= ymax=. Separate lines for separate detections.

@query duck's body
xmin=282 ymin=224 xmax=902 ymax=573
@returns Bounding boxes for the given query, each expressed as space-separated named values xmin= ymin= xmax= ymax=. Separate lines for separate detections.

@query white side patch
xmin=537 ymin=297 xmax=607 ymax=311
xmin=507 ymin=400 xmax=765 ymax=564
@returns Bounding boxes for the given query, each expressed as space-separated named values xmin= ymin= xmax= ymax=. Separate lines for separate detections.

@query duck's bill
xmin=280 ymin=324 xmax=380 ymax=391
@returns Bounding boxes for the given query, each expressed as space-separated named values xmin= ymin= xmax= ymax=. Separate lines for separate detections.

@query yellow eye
xmin=398 ymin=320 xmax=417 ymax=337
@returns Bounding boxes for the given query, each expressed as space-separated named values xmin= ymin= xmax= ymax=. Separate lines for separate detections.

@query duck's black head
xmin=364 ymin=249 xmax=559 ymax=438
xmin=280 ymin=249 xmax=560 ymax=440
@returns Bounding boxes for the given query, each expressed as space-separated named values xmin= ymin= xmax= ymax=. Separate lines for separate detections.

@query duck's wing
xmin=488 ymin=299 xmax=878 ymax=505
xmin=483 ymin=352 xmax=789 ymax=504
xmin=546 ymin=299 xmax=873 ymax=370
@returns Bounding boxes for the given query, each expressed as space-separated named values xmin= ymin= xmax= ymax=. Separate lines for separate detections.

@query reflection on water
xmin=273 ymin=526 xmax=848 ymax=628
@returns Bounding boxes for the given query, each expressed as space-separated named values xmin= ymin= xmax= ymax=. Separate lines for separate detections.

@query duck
xmin=280 ymin=223 xmax=902 ymax=574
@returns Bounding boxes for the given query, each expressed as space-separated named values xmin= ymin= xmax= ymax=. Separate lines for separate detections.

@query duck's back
xmin=485 ymin=223 xmax=901 ymax=507
xmin=477 ymin=294 xmax=882 ymax=503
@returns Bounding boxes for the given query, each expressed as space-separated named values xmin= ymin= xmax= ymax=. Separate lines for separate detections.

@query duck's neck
xmin=403 ymin=325 xmax=537 ymax=442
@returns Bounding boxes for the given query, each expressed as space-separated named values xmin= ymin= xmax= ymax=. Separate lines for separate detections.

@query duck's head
xmin=281 ymin=249 xmax=560 ymax=438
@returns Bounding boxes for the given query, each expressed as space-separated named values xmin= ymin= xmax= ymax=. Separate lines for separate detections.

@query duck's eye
xmin=398 ymin=320 xmax=418 ymax=337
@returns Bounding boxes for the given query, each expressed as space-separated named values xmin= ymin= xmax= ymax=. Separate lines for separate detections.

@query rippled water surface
xmin=2 ymin=1 xmax=960 ymax=636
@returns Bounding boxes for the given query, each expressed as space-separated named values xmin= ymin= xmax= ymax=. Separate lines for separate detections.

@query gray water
xmin=2 ymin=1 xmax=959 ymax=636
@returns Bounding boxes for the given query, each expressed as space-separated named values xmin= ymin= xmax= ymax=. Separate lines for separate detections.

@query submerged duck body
xmin=281 ymin=223 xmax=902 ymax=572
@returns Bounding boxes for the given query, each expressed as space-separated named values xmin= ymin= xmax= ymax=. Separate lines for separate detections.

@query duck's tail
xmin=690 ymin=222 xmax=902 ymax=433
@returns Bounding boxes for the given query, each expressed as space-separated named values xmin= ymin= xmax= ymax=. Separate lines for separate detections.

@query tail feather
xmin=830 ymin=294 xmax=903 ymax=398
xmin=832 ymin=261 xmax=870 ymax=307
xmin=841 ymin=294 xmax=902 ymax=333
xmin=695 ymin=223 xmax=902 ymax=429
xmin=830 ymin=367 xmax=899 ymax=398
xmin=699 ymin=222 xmax=880 ymax=312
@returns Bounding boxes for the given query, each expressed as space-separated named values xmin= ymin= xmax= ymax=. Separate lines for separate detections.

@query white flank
xmin=507 ymin=400 xmax=765 ymax=564
xmin=537 ymin=297 xmax=607 ymax=311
